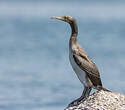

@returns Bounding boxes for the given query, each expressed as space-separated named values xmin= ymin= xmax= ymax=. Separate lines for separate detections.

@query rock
xmin=65 ymin=90 xmax=125 ymax=110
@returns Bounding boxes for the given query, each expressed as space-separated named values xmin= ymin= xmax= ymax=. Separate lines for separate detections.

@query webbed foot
xmin=68 ymin=97 xmax=85 ymax=107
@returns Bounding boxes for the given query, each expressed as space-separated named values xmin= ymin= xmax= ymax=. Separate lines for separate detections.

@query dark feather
xmin=73 ymin=53 xmax=102 ymax=87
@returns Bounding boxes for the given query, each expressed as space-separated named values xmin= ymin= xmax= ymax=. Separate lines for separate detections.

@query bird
xmin=51 ymin=16 xmax=108 ymax=106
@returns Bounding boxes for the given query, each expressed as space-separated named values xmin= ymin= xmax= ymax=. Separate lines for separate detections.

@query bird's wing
xmin=73 ymin=47 xmax=102 ymax=87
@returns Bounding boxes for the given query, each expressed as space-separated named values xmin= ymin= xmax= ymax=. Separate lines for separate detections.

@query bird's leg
xmin=81 ymin=86 xmax=92 ymax=101
xmin=68 ymin=86 xmax=91 ymax=107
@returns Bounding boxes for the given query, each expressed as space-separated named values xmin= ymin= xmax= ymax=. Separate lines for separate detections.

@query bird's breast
xmin=69 ymin=50 xmax=88 ymax=86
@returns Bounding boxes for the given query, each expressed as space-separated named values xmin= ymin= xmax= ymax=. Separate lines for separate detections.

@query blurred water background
xmin=0 ymin=0 xmax=125 ymax=110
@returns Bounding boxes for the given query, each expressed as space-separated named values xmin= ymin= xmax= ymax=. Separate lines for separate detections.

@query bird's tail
xmin=95 ymin=85 xmax=111 ymax=92
xmin=100 ymin=87 xmax=111 ymax=92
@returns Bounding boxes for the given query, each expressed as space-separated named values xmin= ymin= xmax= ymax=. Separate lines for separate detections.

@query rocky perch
xmin=65 ymin=90 xmax=125 ymax=110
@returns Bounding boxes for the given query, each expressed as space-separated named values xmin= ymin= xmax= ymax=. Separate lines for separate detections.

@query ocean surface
xmin=0 ymin=1 xmax=125 ymax=110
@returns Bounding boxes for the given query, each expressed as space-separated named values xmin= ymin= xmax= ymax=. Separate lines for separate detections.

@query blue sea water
xmin=0 ymin=1 xmax=125 ymax=110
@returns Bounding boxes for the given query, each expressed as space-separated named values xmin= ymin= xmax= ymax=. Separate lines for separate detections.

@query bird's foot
xmin=68 ymin=100 xmax=79 ymax=107
xmin=68 ymin=97 xmax=85 ymax=107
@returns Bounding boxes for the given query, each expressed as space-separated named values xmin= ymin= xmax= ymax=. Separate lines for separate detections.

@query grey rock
xmin=65 ymin=90 xmax=125 ymax=110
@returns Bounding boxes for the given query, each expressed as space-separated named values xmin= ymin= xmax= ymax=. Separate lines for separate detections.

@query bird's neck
xmin=69 ymin=21 xmax=78 ymax=46
xmin=70 ymin=21 xmax=78 ymax=37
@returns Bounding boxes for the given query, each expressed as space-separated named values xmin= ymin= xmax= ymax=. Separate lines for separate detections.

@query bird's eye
xmin=64 ymin=16 xmax=67 ymax=19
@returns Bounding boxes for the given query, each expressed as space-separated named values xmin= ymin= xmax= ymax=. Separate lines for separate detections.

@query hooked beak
xmin=51 ymin=16 xmax=65 ymax=22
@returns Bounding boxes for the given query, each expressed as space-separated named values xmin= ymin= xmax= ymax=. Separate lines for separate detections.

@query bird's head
xmin=51 ymin=16 xmax=75 ymax=24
